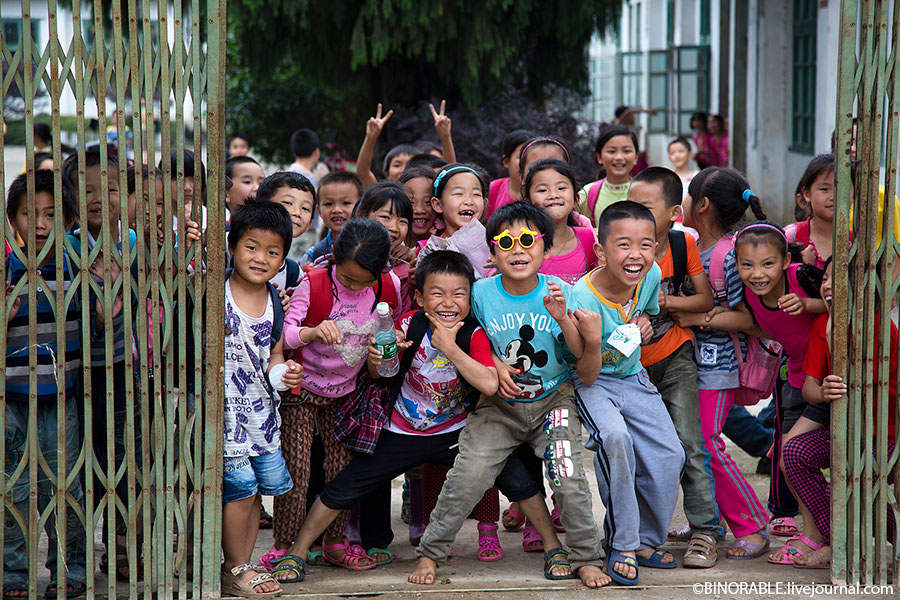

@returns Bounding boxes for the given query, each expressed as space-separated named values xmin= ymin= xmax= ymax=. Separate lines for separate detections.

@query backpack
xmin=792 ymin=218 xmax=811 ymax=247
xmin=708 ymin=236 xmax=783 ymax=406
xmin=668 ymin=229 xmax=688 ymax=295
xmin=586 ymin=178 xmax=606 ymax=227
xmin=573 ymin=226 xmax=600 ymax=272
xmin=224 ymin=267 xmax=285 ymax=351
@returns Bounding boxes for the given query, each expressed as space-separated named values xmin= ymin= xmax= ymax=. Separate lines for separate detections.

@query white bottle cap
xmin=376 ymin=301 xmax=390 ymax=316
xmin=268 ymin=363 xmax=290 ymax=391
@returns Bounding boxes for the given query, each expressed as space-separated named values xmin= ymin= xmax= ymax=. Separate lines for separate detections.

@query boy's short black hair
xmin=485 ymin=200 xmax=554 ymax=254
xmin=34 ymin=122 xmax=52 ymax=145
xmin=405 ymin=153 xmax=447 ymax=171
xmin=61 ymin=149 xmax=119 ymax=186
xmin=290 ymin=129 xmax=319 ymax=159
xmin=7 ymin=169 xmax=76 ymax=223
xmin=227 ymin=200 xmax=293 ymax=256
xmin=225 ymin=155 xmax=262 ymax=179
xmin=227 ymin=132 xmax=251 ymax=146
xmin=632 ymin=166 xmax=683 ymax=208
xmin=382 ymin=144 xmax=420 ymax=175
xmin=159 ymin=148 xmax=207 ymax=193
xmin=596 ymin=200 xmax=656 ymax=244
xmin=398 ymin=166 xmax=437 ymax=186
xmin=414 ymin=250 xmax=475 ymax=292
xmin=256 ymin=171 xmax=317 ymax=208
xmin=126 ymin=164 xmax=161 ymax=196
xmin=318 ymin=170 xmax=364 ymax=199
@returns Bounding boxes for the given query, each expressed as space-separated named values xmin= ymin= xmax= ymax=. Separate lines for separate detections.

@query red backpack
xmin=708 ymin=236 xmax=783 ymax=406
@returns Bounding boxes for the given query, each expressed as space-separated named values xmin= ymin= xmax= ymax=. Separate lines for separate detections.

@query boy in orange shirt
xmin=628 ymin=167 xmax=720 ymax=568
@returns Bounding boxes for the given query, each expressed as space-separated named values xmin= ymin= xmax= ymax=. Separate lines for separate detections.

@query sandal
xmin=271 ymin=554 xmax=306 ymax=584
xmin=550 ymin=504 xmax=565 ymax=533
xmin=44 ymin=579 xmax=86 ymax=600
xmin=769 ymin=516 xmax=798 ymax=537
xmin=793 ymin=545 xmax=831 ymax=569
xmin=521 ymin=524 xmax=544 ymax=552
xmin=366 ymin=547 xmax=393 ymax=566
xmin=306 ymin=548 xmax=329 ymax=566
xmin=502 ymin=506 xmax=525 ymax=532
xmin=682 ymin=533 xmax=718 ymax=568
xmin=476 ymin=523 xmax=503 ymax=562
xmin=4 ymin=582 xmax=28 ymax=600
xmin=260 ymin=545 xmax=287 ymax=571
xmin=636 ymin=548 xmax=677 ymax=569
xmin=221 ymin=564 xmax=281 ymax=597
xmin=543 ymin=547 xmax=577 ymax=580
xmin=322 ymin=537 xmax=376 ymax=571
xmin=668 ymin=520 xmax=728 ymax=542
xmin=727 ymin=530 xmax=770 ymax=560
xmin=767 ymin=534 xmax=822 ymax=565
xmin=604 ymin=549 xmax=638 ymax=586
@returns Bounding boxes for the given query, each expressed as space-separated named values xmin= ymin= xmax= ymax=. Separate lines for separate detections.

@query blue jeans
xmin=223 ymin=448 xmax=294 ymax=503
xmin=722 ymin=403 xmax=774 ymax=458
xmin=4 ymin=395 xmax=86 ymax=584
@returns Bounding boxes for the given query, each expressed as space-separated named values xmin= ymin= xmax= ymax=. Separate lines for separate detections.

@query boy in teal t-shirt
xmin=571 ymin=201 xmax=685 ymax=586
xmin=412 ymin=202 xmax=609 ymax=589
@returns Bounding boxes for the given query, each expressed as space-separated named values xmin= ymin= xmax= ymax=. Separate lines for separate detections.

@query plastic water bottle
xmin=374 ymin=302 xmax=399 ymax=377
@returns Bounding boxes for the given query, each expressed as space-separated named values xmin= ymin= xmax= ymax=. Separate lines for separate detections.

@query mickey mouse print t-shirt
xmin=570 ymin=264 xmax=661 ymax=379
xmin=472 ymin=273 xmax=574 ymax=402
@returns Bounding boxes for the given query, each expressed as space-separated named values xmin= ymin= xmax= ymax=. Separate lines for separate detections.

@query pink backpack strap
xmin=794 ymin=218 xmax=811 ymax=247
xmin=573 ymin=226 xmax=598 ymax=271
xmin=785 ymin=263 xmax=803 ymax=295
xmin=586 ymin=178 xmax=605 ymax=225
xmin=708 ymin=236 xmax=735 ymax=305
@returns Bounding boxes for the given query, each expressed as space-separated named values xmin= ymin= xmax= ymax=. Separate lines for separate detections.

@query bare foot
xmin=408 ymin=557 xmax=436 ymax=585
xmin=611 ymin=550 xmax=638 ymax=579
xmin=238 ymin=568 xmax=280 ymax=593
xmin=792 ymin=545 xmax=831 ymax=569
xmin=636 ymin=547 xmax=675 ymax=565
xmin=577 ymin=565 xmax=611 ymax=588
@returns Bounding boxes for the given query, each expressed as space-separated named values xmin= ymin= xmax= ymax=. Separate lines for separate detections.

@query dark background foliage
xmin=225 ymin=0 xmax=621 ymax=175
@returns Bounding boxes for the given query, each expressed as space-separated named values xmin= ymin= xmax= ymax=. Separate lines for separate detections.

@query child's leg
xmin=645 ymin=346 xmax=720 ymax=540
xmin=769 ymin=378 xmax=800 ymax=524
xmin=698 ymin=389 xmax=768 ymax=537
xmin=358 ymin=484 xmax=393 ymax=554
xmin=273 ymin=402 xmax=314 ymax=549
xmin=316 ymin=403 xmax=355 ymax=547
xmin=574 ymin=379 xmax=640 ymax=552
xmin=782 ymin=428 xmax=831 ymax=540
xmin=529 ymin=382 xmax=603 ymax=571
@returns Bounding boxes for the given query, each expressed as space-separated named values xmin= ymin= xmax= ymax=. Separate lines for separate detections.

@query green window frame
xmin=2 ymin=18 xmax=40 ymax=53
xmin=619 ymin=51 xmax=643 ymax=109
xmin=699 ymin=0 xmax=711 ymax=45
xmin=648 ymin=50 xmax=669 ymax=133
xmin=674 ymin=45 xmax=710 ymax=135
xmin=791 ymin=0 xmax=817 ymax=154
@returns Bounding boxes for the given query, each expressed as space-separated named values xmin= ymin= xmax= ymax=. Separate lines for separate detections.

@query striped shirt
xmin=5 ymin=242 xmax=82 ymax=402
xmin=694 ymin=244 xmax=746 ymax=391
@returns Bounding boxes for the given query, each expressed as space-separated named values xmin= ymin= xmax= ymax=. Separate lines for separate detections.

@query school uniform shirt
xmin=694 ymin=244 xmax=745 ymax=391
xmin=472 ymin=273 xmax=574 ymax=401
xmin=386 ymin=310 xmax=494 ymax=436
xmin=641 ymin=234 xmax=703 ymax=366
xmin=570 ymin=263 xmax=661 ymax=378
xmin=224 ymin=280 xmax=281 ymax=457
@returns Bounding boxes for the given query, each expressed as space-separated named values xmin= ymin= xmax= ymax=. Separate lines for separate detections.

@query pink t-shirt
xmin=487 ymin=178 xmax=516 ymax=219
xmin=539 ymin=227 xmax=598 ymax=285
xmin=743 ymin=263 xmax=817 ymax=388
xmin=283 ymin=265 xmax=402 ymax=398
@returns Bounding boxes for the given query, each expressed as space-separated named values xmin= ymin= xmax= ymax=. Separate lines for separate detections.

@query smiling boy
xmin=302 ymin=171 xmax=363 ymax=266
xmin=571 ymin=200 xmax=685 ymax=586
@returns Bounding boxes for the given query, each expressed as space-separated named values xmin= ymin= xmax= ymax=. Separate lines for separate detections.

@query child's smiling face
xmin=387 ymin=153 xmax=413 ymax=181
xmin=528 ymin=168 xmax=575 ymax=225
xmin=821 ymin=260 xmax=833 ymax=312
xmin=227 ymin=161 xmax=264 ymax=212
xmin=597 ymin=135 xmax=637 ymax=181
xmin=368 ymin=203 xmax=409 ymax=245
xmin=84 ymin=164 xmax=121 ymax=237
xmin=270 ymin=185 xmax=314 ymax=238
xmin=403 ymin=176 xmax=436 ymax=238
xmin=229 ymin=227 xmax=285 ymax=286
xmin=11 ymin=191 xmax=57 ymax=251
xmin=317 ymin=181 xmax=359 ymax=235
xmin=804 ymin=169 xmax=835 ymax=223
xmin=431 ymin=172 xmax=484 ymax=235
xmin=491 ymin=220 xmax=548 ymax=283
xmin=416 ymin=271 xmax=471 ymax=328
xmin=595 ymin=217 xmax=657 ymax=287
xmin=736 ymin=241 xmax=790 ymax=298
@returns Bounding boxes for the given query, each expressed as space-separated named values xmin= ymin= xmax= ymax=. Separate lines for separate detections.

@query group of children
xmin=7 ymin=108 xmax=894 ymax=597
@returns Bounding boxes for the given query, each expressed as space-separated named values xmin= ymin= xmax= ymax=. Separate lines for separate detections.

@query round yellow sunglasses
xmin=491 ymin=228 xmax=545 ymax=251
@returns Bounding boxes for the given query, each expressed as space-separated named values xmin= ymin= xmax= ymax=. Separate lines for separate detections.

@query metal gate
xmin=0 ymin=1 xmax=226 ymax=598
xmin=832 ymin=0 xmax=900 ymax=586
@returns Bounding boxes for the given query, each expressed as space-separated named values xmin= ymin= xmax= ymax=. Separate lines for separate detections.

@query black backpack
xmin=668 ymin=229 xmax=688 ymax=295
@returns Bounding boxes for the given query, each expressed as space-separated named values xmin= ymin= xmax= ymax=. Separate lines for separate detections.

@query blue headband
xmin=433 ymin=166 xmax=479 ymax=195
xmin=742 ymin=189 xmax=754 ymax=203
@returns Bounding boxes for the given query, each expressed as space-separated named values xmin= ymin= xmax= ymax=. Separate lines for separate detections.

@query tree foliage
xmin=227 ymin=0 xmax=621 ymax=164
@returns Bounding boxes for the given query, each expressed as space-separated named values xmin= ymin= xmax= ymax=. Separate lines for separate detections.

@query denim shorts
xmin=222 ymin=448 xmax=293 ymax=503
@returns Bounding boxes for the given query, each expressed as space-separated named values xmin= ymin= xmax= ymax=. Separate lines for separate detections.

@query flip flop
xmin=522 ymin=524 xmax=544 ymax=552
xmin=322 ymin=538 xmax=376 ymax=571
xmin=543 ymin=547 xmax=577 ymax=580
xmin=728 ymin=530 xmax=771 ymax=560
xmin=769 ymin=516 xmax=798 ymax=537
xmin=767 ymin=534 xmax=822 ymax=565
xmin=636 ymin=549 xmax=677 ymax=569
xmin=260 ymin=545 xmax=287 ymax=570
xmin=604 ymin=549 xmax=638 ymax=586
xmin=366 ymin=547 xmax=393 ymax=566
xmin=502 ymin=507 xmax=526 ymax=532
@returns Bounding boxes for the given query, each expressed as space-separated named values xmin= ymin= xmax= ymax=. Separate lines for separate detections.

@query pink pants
xmin=698 ymin=389 xmax=769 ymax=537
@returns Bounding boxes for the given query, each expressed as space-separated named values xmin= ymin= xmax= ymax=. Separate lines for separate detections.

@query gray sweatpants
xmin=575 ymin=371 xmax=685 ymax=552
xmin=417 ymin=381 xmax=604 ymax=571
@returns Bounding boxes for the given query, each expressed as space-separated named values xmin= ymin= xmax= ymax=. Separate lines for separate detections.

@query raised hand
xmin=366 ymin=103 xmax=394 ymax=138
xmin=543 ymin=281 xmax=568 ymax=321
xmin=430 ymin=100 xmax=451 ymax=138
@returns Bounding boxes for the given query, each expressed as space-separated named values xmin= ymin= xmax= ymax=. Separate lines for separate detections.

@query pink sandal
xmin=259 ymin=545 xmax=286 ymax=570
xmin=502 ymin=507 xmax=525 ymax=531
xmin=522 ymin=525 xmax=544 ymax=553
xmin=550 ymin=504 xmax=565 ymax=533
xmin=476 ymin=523 xmax=504 ymax=562
xmin=767 ymin=534 xmax=822 ymax=565
xmin=322 ymin=537 xmax=376 ymax=571
xmin=769 ymin=517 xmax=799 ymax=537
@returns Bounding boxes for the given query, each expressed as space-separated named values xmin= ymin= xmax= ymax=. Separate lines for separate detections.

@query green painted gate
xmin=831 ymin=0 xmax=900 ymax=586
xmin=0 ymin=1 xmax=226 ymax=598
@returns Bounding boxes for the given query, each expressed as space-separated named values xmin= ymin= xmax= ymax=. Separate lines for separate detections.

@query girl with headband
xmin=430 ymin=164 xmax=490 ymax=238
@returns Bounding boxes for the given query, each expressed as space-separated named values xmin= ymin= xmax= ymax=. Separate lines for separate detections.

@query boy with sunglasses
xmin=410 ymin=202 xmax=610 ymax=589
